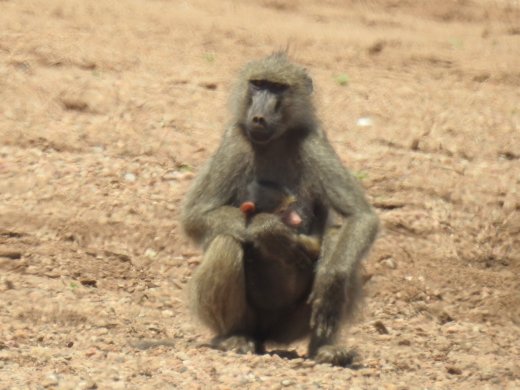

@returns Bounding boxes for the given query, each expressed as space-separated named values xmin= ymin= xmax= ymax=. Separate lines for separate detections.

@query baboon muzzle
xmin=246 ymin=90 xmax=278 ymax=143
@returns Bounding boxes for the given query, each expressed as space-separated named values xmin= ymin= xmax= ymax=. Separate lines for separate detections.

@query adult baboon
xmin=182 ymin=53 xmax=378 ymax=366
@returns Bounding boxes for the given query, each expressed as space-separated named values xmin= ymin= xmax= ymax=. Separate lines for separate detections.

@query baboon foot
xmin=211 ymin=335 xmax=261 ymax=354
xmin=312 ymin=345 xmax=357 ymax=367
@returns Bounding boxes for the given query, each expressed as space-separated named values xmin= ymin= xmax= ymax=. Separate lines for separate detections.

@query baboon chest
xmin=235 ymin=143 xmax=322 ymax=233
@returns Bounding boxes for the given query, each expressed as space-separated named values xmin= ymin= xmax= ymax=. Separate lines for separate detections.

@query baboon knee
xmin=189 ymin=235 xmax=249 ymax=335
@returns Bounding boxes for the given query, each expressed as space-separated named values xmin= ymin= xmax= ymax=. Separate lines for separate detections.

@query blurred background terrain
xmin=0 ymin=0 xmax=519 ymax=388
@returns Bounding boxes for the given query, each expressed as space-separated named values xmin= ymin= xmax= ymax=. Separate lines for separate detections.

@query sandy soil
xmin=1 ymin=0 xmax=519 ymax=388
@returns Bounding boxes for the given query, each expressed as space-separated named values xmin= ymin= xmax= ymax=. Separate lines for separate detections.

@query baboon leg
xmin=296 ymin=234 xmax=321 ymax=259
xmin=189 ymin=235 xmax=256 ymax=352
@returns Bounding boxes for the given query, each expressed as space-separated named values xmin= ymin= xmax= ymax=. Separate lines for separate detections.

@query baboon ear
xmin=304 ymin=74 xmax=314 ymax=94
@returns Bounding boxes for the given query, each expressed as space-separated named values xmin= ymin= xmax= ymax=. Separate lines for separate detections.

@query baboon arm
xmin=306 ymin=134 xmax=379 ymax=270
xmin=181 ymin=139 xmax=248 ymax=248
xmin=305 ymin=135 xmax=379 ymax=341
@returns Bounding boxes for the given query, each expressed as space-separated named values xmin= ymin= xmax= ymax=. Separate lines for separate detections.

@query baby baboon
xmin=240 ymin=180 xmax=303 ymax=228
xmin=240 ymin=180 xmax=321 ymax=256
xmin=182 ymin=52 xmax=379 ymax=366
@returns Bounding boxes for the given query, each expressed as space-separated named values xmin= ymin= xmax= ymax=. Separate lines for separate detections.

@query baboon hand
xmin=246 ymin=212 xmax=296 ymax=242
xmin=226 ymin=222 xmax=249 ymax=244
xmin=246 ymin=212 xmax=308 ymax=260
xmin=206 ymin=206 xmax=249 ymax=245
xmin=309 ymin=270 xmax=347 ymax=339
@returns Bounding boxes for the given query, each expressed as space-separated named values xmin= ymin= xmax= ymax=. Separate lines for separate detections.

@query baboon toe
xmin=312 ymin=345 xmax=357 ymax=367
xmin=211 ymin=335 xmax=258 ymax=354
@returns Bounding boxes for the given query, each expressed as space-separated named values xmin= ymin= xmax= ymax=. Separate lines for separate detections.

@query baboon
xmin=240 ymin=180 xmax=321 ymax=257
xmin=182 ymin=52 xmax=379 ymax=366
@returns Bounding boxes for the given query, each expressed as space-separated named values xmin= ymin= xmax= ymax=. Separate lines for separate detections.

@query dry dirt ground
xmin=1 ymin=0 xmax=519 ymax=388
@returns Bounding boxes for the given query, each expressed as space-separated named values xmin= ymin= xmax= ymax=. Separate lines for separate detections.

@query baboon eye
xmin=250 ymin=80 xmax=288 ymax=94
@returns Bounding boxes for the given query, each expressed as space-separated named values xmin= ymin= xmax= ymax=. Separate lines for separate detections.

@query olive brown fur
xmin=182 ymin=52 xmax=379 ymax=366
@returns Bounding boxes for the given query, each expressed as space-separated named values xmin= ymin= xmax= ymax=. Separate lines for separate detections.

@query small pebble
xmin=0 ymin=250 xmax=22 ymax=260
xmin=381 ymin=257 xmax=397 ymax=269
xmin=356 ymin=117 xmax=373 ymax=127
xmin=163 ymin=171 xmax=194 ymax=181
xmin=447 ymin=366 xmax=462 ymax=375
xmin=123 ymin=172 xmax=136 ymax=182
xmin=79 ymin=379 xmax=98 ymax=390
xmin=374 ymin=320 xmax=389 ymax=335
xmin=42 ymin=373 xmax=59 ymax=388
xmin=162 ymin=309 xmax=174 ymax=317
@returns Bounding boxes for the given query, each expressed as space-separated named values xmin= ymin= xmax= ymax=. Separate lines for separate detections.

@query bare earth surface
xmin=1 ymin=0 xmax=519 ymax=388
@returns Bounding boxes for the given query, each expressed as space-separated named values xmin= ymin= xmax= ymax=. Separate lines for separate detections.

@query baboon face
xmin=244 ymin=79 xmax=289 ymax=144
xmin=234 ymin=53 xmax=315 ymax=145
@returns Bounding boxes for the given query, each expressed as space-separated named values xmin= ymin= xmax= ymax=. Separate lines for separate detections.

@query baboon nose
xmin=252 ymin=116 xmax=266 ymax=126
